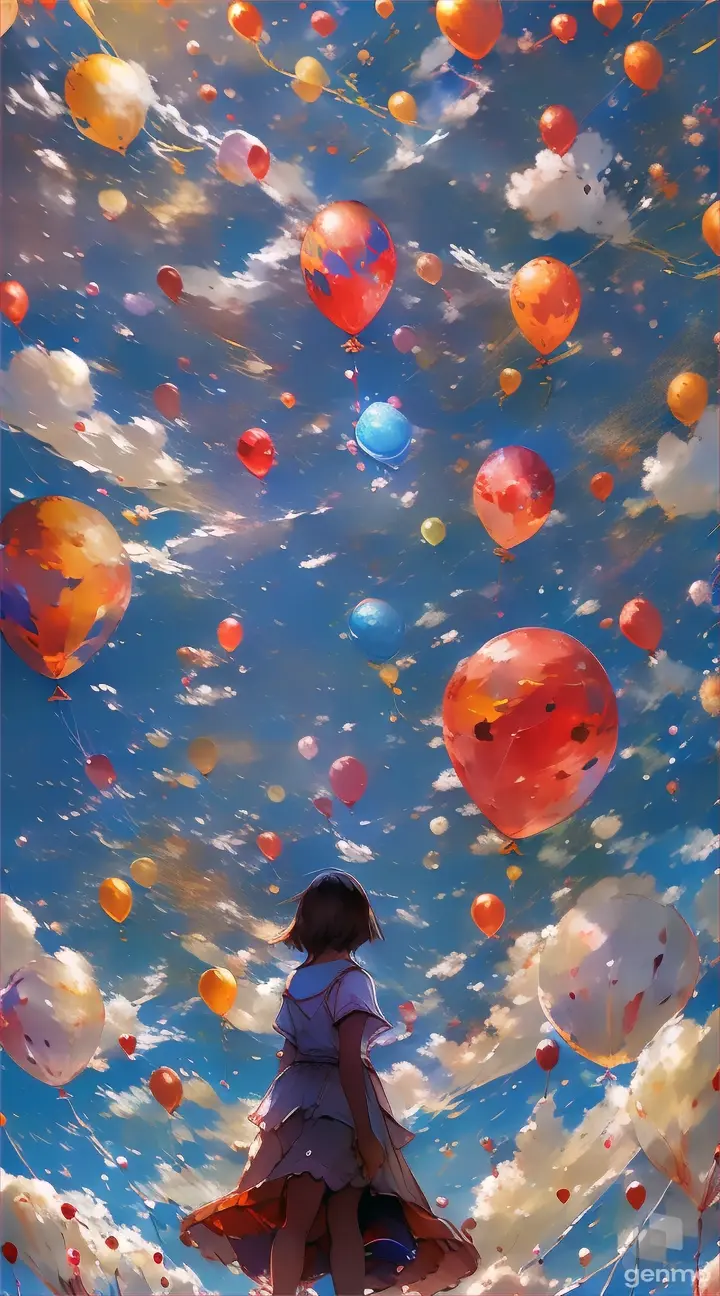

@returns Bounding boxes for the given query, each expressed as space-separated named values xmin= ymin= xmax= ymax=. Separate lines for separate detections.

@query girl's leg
xmin=327 ymin=1186 xmax=364 ymax=1296
xmin=271 ymin=1173 xmax=325 ymax=1296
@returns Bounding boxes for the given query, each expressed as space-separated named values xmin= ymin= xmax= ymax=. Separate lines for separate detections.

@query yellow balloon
xmin=267 ymin=784 xmax=286 ymax=803
xmin=99 ymin=877 xmax=132 ymax=923
xmin=188 ymin=737 xmax=218 ymax=777
xmin=421 ymin=517 xmax=446 ymax=546
xmin=98 ymin=188 xmax=128 ymax=217
xmin=357 ymin=49 xmax=371 ymax=64
xmin=666 ymin=371 xmax=708 ymax=427
xmin=130 ymin=857 xmax=158 ymax=888
xmin=499 ymin=367 xmax=522 ymax=396
xmin=388 ymin=91 xmax=417 ymax=124
xmin=506 ymin=864 xmax=523 ymax=883
xmin=379 ymin=663 xmax=399 ymax=686
xmin=0 ymin=0 xmax=18 ymax=38
xmin=295 ymin=56 xmax=329 ymax=87
xmin=199 ymin=967 xmax=237 ymax=1016
xmin=65 ymin=54 xmax=148 ymax=155
xmin=291 ymin=78 xmax=324 ymax=104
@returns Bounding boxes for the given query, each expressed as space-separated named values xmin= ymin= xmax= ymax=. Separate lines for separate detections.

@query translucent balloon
xmin=592 ymin=0 xmax=622 ymax=28
xmin=423 ymin=851 xmax=440 ymax=870
xmin=0 ymin=497 xmax=131 ymax=682
xmin=435 ymin=0 xmax=503 ymax=59
xmin=416 ymin=253 xmax=443 ymax=285
xmin=217 ymin=130 xmax=270 ymax=185
xmin=348 ymin=598 xmax=404 ymax=663
xmin=227 ymin=0 xmax=263 ymax=41
xmin=298 ymin=735 xmax=319 ymax=760
xmin=313 ymin=794 xmax=333 ymax=818
xmin=0 ymin=955 xmax=105 ymax=1086
xmin=666 ymin=371 xmax=708 ymax=426
xmin=688 ymin=580 xmax=711 ymax=606
xmin=506 ymin=864 xmax=522 ymax=883
xmin=217 ymin=616 xmax=243 ymax=652
xmin=623 ymin=41 xmax=663 ymax=91
xmin=295 ymin=56 xmax=329 ymax=87
xmin=443 ymin=628 xmax=618 ymax=839
xmin=0 ymin=0 xmax=18 ymax=37
xmin=65 ymin=54 xmax=149 ymax=154
xmin=538 ymin=887 xmax=699 ymax=1065
xmin=619 ymin=596 xmax=662 ymax=653
xmin=473 ymin=446 xmax=555 ymax=549
xmin=429 ymin=816 xmax=448 ymax=836
xmin=188 ymin=737 xmax=218 ymax=777
xmin=237 ymin=427 xmax=276 ymax=479
xmin=378 ymin=663 xmax=399 ymax=686
xmin=550 ymin=12 xmax=577 ymax=41
xmin=0 ymin=280 xmax=28 ymax=325
xmin=329 ymin=756 xmax=367 ymax=807
xmin=470 ymin=893 xmax=505 ymax=937
xmin=421 ymin=517 xmax=446 ymax=546
xmin=257 ymin=831 xmax=282 ymax=861
xmin=300 ymin=202 xmax=396 ymax=340
xmin=539 ymin=105 xmax=577 ymax=156
xmin=499 ymin=367 xmax=521 ymax=396
xmin=98 ymin=188 xmax=128 ymax=217
xmin=267 ymin=785 xmax=286 ymax=803
xmin=130 ymin=857 xmax=158 ymax=888
xmin=292 ymin=79 xmax=323 ymax=103
xmin=393 ymin=326 xmax=417 ymax=354
xmin=590 ymin=471 xmax=614 ymax=501
xmin=388 ymin=91 xmax=417 ymax=124
xmin=99 ymin=877 xmax=132 ymax=923
xmin=199 ymin=967 xmax=237 ymax=1016
xmin=702 ymin=200 xmax=720 ymax=256
xmin=510 ymin=257 xmax=581 ymax=355
xmin=149 ymin=1066 xmax=183 ymax=1114
xmin=84 ymin=754 xmax=117 ymax=791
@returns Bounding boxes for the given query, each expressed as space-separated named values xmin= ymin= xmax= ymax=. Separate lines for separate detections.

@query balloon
xmin=0 ymin=955 xmax=105 ymax=1086
xmin=295 ymin=55 xmax=329 ymax=87
xmin=578 ymin=1249 xmax=592 ymax=1269
xmin=292 ymin=79 xmax=323 ymax=103
xmin=329 ymin=755 xmax=367 ymax=807
xmin=499 ymin=367 xmax=521 ymax=396
xmin=61 ymin=1204 xmax=77 ymax=1220
xmin=538 ymin=887 xmax=699 ymax=1066
xmin=99 ymin=877 xmax=132 ymax=923
xmin=198 ymin=967 xmax=237 ymax=1016
xmin=376 ymin=0 xmax=394 ymax=16
xmin=592 ymin=0 xmax=622 ymax=28
xmin=625 ymin=1181 xmax=646 ymax=1211
xmin=388 ymin=91 xmax=417 ymax=124
xmin=688 ymin=579 xmax=711 ymax=606
xmin=470 ymin=893 xmax=505 ymax=937
xmin=157 ymin=265 xmax=183 ymax=302
xmin=198 ymin=83 xmax=217 ymax=103
xmin=119 ymin=1033 xmax=136 ymax=1055
xmin=699 ymin=673 xmax=720 ymax=717
xmin=149 ymin=1066 xmax=183 ymax=1114
xmin=539 ymin=105 xmax=577 ymax=156
xmin=506 ymin=864 xmax=522 ymax=883
xmin=416 ymin=252 xmax=443 ymax=285
xmin=355 ymin=402 xmax=412 ymax=465
xmin=550 ymin=12 xmax=577 ymax=41
xmin=98 ymin=188 xmax=127 ymax=217
xmin=311 ymin=9 xmax=336 ymax=37
xmin=535 ymin=1039 xmax=560 ymax=1072
xmin=379 ymin=663 xmax=399 ymax=686
xmin=227 ymin=0 xmax=263 ymax=40
xmin=423 ymin=851 xmax=440 ymax=870
xmin=1 ymin=280 xmax=29 ymax=325
xmin=348 ymin=597 xmax=405 ymax=663
xmin=589 ymin=471 xmax=614 ymax=501
xmin=623 ymin=41 xmax=663 ymax=90
xmin=257 ymin=830 xmax=282 ymax=861
xmin=2 ymin=1243 xmax=18 ymax=1264
xmin=280 ymin=391 xmax=296 ymax=409
xmin=105 ymin=1237 xmax=119 ymax=1250
xmin=556 ymin=1188 xmax=571 ymax=1204
xmin=130 ymin=856 xmax=158 ymax=887
xmin=443 ymin=628 xmax=618 ymax=840
xmin=392 ymin=326 xmax=416 ymax=354
xmin=473 ymin=446 xmax=555 ymax=549
xmin=84 ymin=754 xmax=117 ymax=791
xmin=421 ymin=517 xmax=446 ymax=546
xmin=435 ymin=0 xmax=503 ymax=59
xmin=298 ymin=735 xmax=319 ymax=760
xmin=510 ymin=257 xmax=581 ymax=356
xmin=153 ymin=382 xmax=180 ymax=420
xmin=702 ymin=200 xmax=720 ymax=256
xmin=619 ymin=596 xmax=662 ymax=653
xmin=300 ymin=201 xmax=396 ymax=340
xmin=267 ymin=785 xmax=285 ymax=803
xmin=188 ymin=736 xmax=218 ymax=777
xmin=217 ymin=616 xmax=243 ymax=652
xmin=313 ymin=794 xmax=333 ymax=818
xmin=666 ymin=371 xmax=708 ymax=426
xmin=65 ymin=54 xmax=148 ymax=153
xmin=357 ymin=49 xmax=371 ymax=64
xmin=429 ymin=816 xmax=449 ymax=836
xmin=217 ymin=129 xmax=270 ymax=185
xmin=0 ymin=497 xmax=131 ymax=683
xmin=237 ymin=427 xmax=276 ymax=479
xmin=0 ymin=0 xmax=18 ymax=37
xmin=629 ymin=1010 xmax=719 ymax=1211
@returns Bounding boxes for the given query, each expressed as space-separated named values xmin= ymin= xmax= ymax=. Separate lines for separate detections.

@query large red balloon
xmin=443 ymin=628 xmax=618 ymax=840
xmin=237 ymin=428 xmax=276 ymax=479
xmin=1 ymin=280 xmax=29 ymax=326
xmin=300 ymin=201 xmax=396 ymax=340
xmin=329 ymin=756 xmax=367 ymax=807
xmin=539 ymin=105 xmax=577 ymax=156
xmin=473 ymin=447 xmax=555 ymax=549
xmin=619 ymin=597 xmax=662 ymax=653
xmin=157 ymin=265 xmax=183 ymax=303
xmin=153 ymin=383 xmax=180 ymax=420
xmin=85 ymin=754 xmax=117 ymax=791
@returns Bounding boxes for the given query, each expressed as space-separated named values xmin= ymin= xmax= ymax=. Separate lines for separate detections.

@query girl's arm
xmin=338 ymin=1012 xmax=385 ymax=1176
xmin=276 ymin=1039 xmax=297 ymax=1073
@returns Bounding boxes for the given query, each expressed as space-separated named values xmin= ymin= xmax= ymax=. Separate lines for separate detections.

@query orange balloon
xmin=217 ymin=616 xmax=243 ymax=652
xmin=471 ymin=893 xmax=506 ymax=937
xmin=509 ymin=257 xmax=581 ymax=356
xmin=473 ymin=446 xmax=555 ymax=549
xmin=539 ymin=105 xmax=577 ymax=156
xmin=499 ymin=367 xmax=521 ymax=396
xmin=550 ymin=12 xmax=577 ymax=41
xmin=257 ymin=830 xmax=282 ymax=861
xmin=1 ymin=280 xmax=29 ymax=326
xmin=619 ymin=596 xmax=662 ymax=653
xmin=623 ymin=41 xmax=663 ymax=91
xmin=376 ymin=0 xmax=394 ymax=15
xmin=590 ymin=471 xmax=614 ymax=501
xmin=435 ymin=0 xmax=503 ymax=60
xmin=280 ymin=391 xmax=296 ymax=409
xmin=592 ymin=0 xmax=622 ymax=29
xmin=667 ymin=372 xmax=708 ymax=426
xmin=149 ymin=1066 xmax=183 ymax=1114
xmin=599 ymin=617 xmax=613 ymax=629
xmin=227 ymin=0 xmax=262 ymax=40
xmin=198 ymin=83 xmax=217 ymax=103
xmin=99 ymin=877 xmax=132 ymax=923
xmin=648 ymin=162 xmax=666 ymax=183
xmin=416 ymin=253 xmax=443 ymax=285
xmin=701 ymin=200 xmax=720 ymax=256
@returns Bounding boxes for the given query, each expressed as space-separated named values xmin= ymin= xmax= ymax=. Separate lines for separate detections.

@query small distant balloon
xmin=590 ymin=471 xmax=614 ymax=501
xmin=1 ymin=1243 xmax=18 ymax=1265
xmin=378 ymin=663 xmax=399 ymax=686
xmin=499 ymin=367 xmax=521 ymax=397
xmin=188 ymin=736 xmax=218 ymax=777
xmin=310 ymin=9 xmax=336 ymax=37
xmin=280 ymin=391 xmax=296 ymax=409
xmin=149 ymin=1066 xmax=183 ymax=1114
xmin=688 ymin=580 xmax=711 ymax=607
xmin=388 ymin=91 xmax=417 ymax=124
xmin=199 ymin=967 xmax=237 ymax=1016
xmin=98 ymin=188 xmax=128 ymax=217
xmin=592 ymin=0 xmax=623 ymax=28
xmin=348 ymin=597 xmax=404 ymax=663
xmin=130 ymin=856 xmax=158 ymax=887
xmin=298 ymin=735 xmax=319 ymax=760
xmin=157 ymin=265 xmax=183 ymax=302
xmin=237 ymin=427 xmax=276 ymax=479
xmin=416 ymin=252 xmax=443 ymax=285
xmin=550 ymin=12 xmax=577 ymax=40
xmin=666 ymin=372 xmax=708 ymax=426
xmin=619 ymin=596 xmax=662 ymax=653
xmin=539 ymin=105 xmax=577 ymax=156
xmin=506 ymin=863 xmax=522 ymax=883
xmin=470 ymin=893 xmax=505 ymax=937
xmin=257 ymin=831 xmax=282 ymax=861
xmin=84 ymin=754 xmax=117 ymax=791
xmin=99 ymin=877 xmax=132 ymax=923
xmin=1 ymin=280 xmax=29 ymax=326
xmin=217 ymin=616 xmax=243 ymax=652
xmin=198 ymin=83 xmax=217 ymax=102
xmin=227 ymin=0 xmax=263 ymax=41
xmin=153 ymin=382 xmax=180 ymax=420
xmin=578 ymin=1249 xmax=592 ymax=1269
xmin=267 ymin=784 xmax=286 ymax=803
xmin=355 ymin=402 xmax=412 ymax=465
xmin=625 ymin=1181 xmax=647 ymax=1211
xmin=699 ymin=674 xmax=720 ymax=717
xmin=421 ymin=517 xmax=446 ymax=546
xmin=423 ymin=851 xmax=440 ymax=870
xmin=393 ymin=326 xmax=417 ymax=354
xmin=376 ymin=0 xmax=394 ymax=16
xmin=118 ymin=1033 xmax=136 ymax=1056
xmin=623 ymin=40 xmax=662 ymax=90
xmin=329 ymin=756 xmax=367 ymax=807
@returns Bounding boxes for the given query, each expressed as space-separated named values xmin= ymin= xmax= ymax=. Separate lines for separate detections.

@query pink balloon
xmin=312 ymin=794 xmax=333 ymax=819
xmin=298 ymin=735 xmax=319 ymax=760
xmin=328 ymin=756 xmax=367 ymax=808
xmin=387 ymin=396 xmax=402 ymax=409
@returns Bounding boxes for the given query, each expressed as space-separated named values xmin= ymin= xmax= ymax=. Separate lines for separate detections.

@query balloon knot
xmin=493 ymin=547 xmax=515 ymax=563
xmin=500 ymin=841 xmax=521 ymax=856
xmin=342 ymin=337 xmax=364 ymax=354
xmin=49 ymin=685 xmax=71 ymax=701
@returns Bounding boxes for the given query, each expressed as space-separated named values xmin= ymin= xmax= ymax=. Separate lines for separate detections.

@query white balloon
xmin=0 ymin=954 xmax=105 ymax=1086
xmin=429 ymin=816 xmax=449 ymax=836
xmin=688 ymin=580 xmax=711 ymax=607
xmin=216 ymin=130 xmax=269 ymax=187
xmin=297 ymin=735 xmax=319 ymax=761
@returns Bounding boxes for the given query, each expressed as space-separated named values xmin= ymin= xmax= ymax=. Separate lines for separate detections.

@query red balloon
xmin=247 ymin=143 xmax=270 ymax=181
xmin=60 ymin=1204 xmax=77 ymax=1221
xmin=539 ymin=105 xmax=577 ymax=156
xmin=590 ymin=471 xmax=614 ymax=501
xmin=237 ymin=428 xmax=276 ymax=479
xmin=153 ymin=1252 xmax=164 ymax=1264
xmin=470 ymin=893 xmax=505 ymax=937
xmin=2 ymin=1243 xmax=18 ymax=1265
xmin=1 ymin=280 xmax=29 ymax=326
xmin=154 ymin=382 xmax=181 ymax=420
xmin=550 ymin=12 xmax=577 ymax=41
xmin=443 ymin=628 xmax=618 ymax=839
xmin=67 ymin=1248 xmax=81 ymax=1268
xmin=217 ymin=616 xmax=243 ymax=652
xmin=157 ymin=266 xmax=183 ymax=303
xmin=300 ymin=201 xmax=396 ymax=339
xmin=118 ymin=1034 xmax=136 ymax=1056
xmin=328 ymin=756 xmax=367 ymax=807
xmin=257 ymin=830 xmax=282 ymax=861
xmin=473 ymin=447 xmax=555 ymax=549
xmin=556 ymin=1188 xmax=571 ymax=1203
xmin=535 ymin=1039 xmax=560 ymax=1072
xmin=619 ymin=597 xmax=662 ymax=653
xmin=311 ymin=8 xmax=336 ymax=36
xmin=312 ymin=794 xmax=333 ymax=818
xmin=84 ymin=754 xmax=117 ymax=791
xmin=625 ymin=1181 xmax=647 ymax=1211
xmin=105 ymin=1237 xmax=119 ymax=1250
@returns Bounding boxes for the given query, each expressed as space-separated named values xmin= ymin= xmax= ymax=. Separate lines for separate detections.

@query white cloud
xmin=0 ymin=894 xmax=43 ymax=984
xmin=261 ymin=158 xmax=316 ymax=209
xmin=576 ymin=598 xmax=601 ymax=616
xmin=377 ymin=1061 xmax=450 ymax=1119
xmin=90 ymin=994 xmax=183 ymax=1072
xmin=505 ymin=131 xmax=632 ymax=244
xmin=385 ymin=139 xmax=426 ymax=172
xmin=336 ymin=838 xmax=374 ymax=865
xmin=449 ymin=245 xmax=515 ymax=290
xmin=124 ymin=540 xmax=192 ymax=575
xmin=178 ymin=228 xmax=300 ymax=313
xmin=676 ymin=828 xmax=719 ymax=864
xmin=433 ymin=767 xmax=462 ymax=792
xmin=591 ymin=813 xmax=623 ymax=841
xmin=630 ymin=651 xmax=697 ymax=712
xmin=145 ymin=1157 xmax=239 ymax=1214
xmin=464 ymin=1260 xmax=553 ymax=1296
xmin=641 ymin=405 xmax=719 ymax=519
xmin=6 ymin=75 xmax=64 ymax=119
xmin=470 ymin=829 xmax=507 ymax=855
xmin=439 ymin=85 xmax=490 ymax=125
xmin=411 ymin=34 xmax=454 ymax=81
xmin=426 ymin=951 xmax=467 ymax=981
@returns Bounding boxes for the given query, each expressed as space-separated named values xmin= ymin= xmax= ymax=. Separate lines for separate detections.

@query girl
xmin=180 ymin=872 xmax=479 ymax=1295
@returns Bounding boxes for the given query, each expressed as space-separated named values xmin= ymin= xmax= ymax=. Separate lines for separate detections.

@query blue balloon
xmin=355 ymin=402 xmax=412 ymax=465
xmin=348 ymin=598 xmax=404 ymax=664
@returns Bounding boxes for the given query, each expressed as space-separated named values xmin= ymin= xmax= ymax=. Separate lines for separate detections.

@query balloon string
xmin=4 ymin=1129 xmax=39 ymax=1180
xmin=144 ymin=128 xmax=205 ymax=155
xmin=693 ymin=1212 xmax=703 ymax=1296
xmin=253 ymin=43 xmax=390 ymax=122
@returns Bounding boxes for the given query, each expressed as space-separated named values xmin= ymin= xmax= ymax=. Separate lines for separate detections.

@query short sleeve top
xmin=273 ymin=959 xmax=391 ymax=1060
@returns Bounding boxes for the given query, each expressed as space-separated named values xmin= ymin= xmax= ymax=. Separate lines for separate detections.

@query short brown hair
xmin=270 ymin=872 xmax=383 ymax=957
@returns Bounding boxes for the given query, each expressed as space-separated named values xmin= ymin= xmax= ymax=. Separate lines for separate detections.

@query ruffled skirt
xmin=180 ymin=1061 xmax=478 ymax=1295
